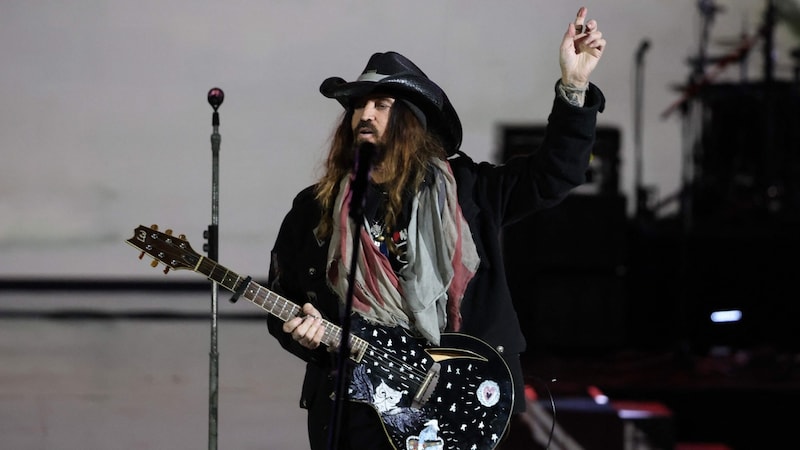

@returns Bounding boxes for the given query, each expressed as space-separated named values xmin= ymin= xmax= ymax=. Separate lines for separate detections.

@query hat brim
xmin=320 ymin=75 xmax=462 ymax=154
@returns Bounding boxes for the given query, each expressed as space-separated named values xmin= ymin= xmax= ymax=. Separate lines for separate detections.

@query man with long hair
xmin=267 ymin=6 xmax=606 ymax=450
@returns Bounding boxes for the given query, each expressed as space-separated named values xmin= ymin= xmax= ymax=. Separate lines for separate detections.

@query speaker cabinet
xmin=503 ymin=195 xmax=629 ymax=353
xmin=497 ymin=124 xmax=628 ymax=353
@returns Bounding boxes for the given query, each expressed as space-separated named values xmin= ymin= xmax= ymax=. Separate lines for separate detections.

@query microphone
xmin=208 ymin=87 xmax=224 ymax=111
xmin=636 ymin=39 xmax=651 ymax=62
xmin=208 ymin=87 xmax=224 ymax=128
xmin=349 ymin=142 xmax=378 ymax=220
xmin=208 ymin=87 xmax=224 ymax=153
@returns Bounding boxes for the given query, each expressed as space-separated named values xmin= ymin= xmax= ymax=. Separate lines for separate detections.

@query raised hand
xmin=560 ymin=6 xmax=606 ymax=88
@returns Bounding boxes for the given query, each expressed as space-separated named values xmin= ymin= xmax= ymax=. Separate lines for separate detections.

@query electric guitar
xmin=126 ymin=224 xmax=513 ymax=450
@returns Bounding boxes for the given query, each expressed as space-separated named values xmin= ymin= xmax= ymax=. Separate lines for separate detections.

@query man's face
xmin=351 ymin=96 xmax=395 ymax=145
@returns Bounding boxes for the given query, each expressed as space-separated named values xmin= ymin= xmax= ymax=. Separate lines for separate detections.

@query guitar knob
xmin=150 ymin=260 xmax=159 ymax=268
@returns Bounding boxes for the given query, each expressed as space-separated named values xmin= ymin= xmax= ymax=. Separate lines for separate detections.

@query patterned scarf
xmin=325 ymin=158 xmax=479 ymax=345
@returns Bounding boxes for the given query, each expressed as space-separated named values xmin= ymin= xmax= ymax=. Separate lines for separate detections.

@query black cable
xmin=528 ymin=375 xmax=558 ymax=449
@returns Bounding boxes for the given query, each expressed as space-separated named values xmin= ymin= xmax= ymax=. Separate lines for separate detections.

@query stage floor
xmin=0 ymin=291 xmax=308 ymax=450
xmin=3 ymin=290 xmax=799 ymax=449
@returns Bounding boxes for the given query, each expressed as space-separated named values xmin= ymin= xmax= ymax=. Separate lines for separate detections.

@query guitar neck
xmin=194 ymin=256 xmax=364 ymax=356
xmin=125 ymin=224 xmax=368 ymax=360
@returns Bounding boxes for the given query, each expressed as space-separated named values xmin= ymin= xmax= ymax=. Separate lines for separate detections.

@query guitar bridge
xmin=411 ymin=362 xmax=440 ymax=409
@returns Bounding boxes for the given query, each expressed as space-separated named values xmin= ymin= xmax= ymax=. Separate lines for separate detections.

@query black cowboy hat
xmin=319 ymin=51 xmax=463 ymax=154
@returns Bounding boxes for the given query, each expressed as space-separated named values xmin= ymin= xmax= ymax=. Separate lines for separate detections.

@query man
xmin=267 ymin=6 xmax=606 ymax=450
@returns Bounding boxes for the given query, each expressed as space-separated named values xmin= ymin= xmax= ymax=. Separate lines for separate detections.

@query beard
xmin=354 ymin=120 xmax=380 ymax=144
xmin=354 ymin=121 xmax=388 ymax=167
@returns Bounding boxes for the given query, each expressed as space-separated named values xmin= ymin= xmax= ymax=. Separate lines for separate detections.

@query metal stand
xmin=328 ymin=143 xmax=377 ymax=450
xmin=761 ymin=0 xmax=778 ymax=206
xmin=205 ymin=87 xmax=224 ymax=450
xmin=633 ymin=38 xmax=651 ymax=220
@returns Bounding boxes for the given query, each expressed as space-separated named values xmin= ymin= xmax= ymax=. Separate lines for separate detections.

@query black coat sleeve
xmin=266 ymin=186 xmax=335 ymax=366
xmin=451 ymin=81 xmax=605 ymax=229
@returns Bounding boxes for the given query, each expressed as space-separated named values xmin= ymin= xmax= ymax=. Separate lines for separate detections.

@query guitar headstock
xmin=126 ymin=224 xmax=201 ymax=274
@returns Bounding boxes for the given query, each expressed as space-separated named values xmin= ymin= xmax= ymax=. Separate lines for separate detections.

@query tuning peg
xmin=165 ymin=229 xmax=173 ymax=235
xmin=163 ymin=267 xmax=170 ymax=275
xmin=138 ymin=252 xmax=145 ymax=260
xmin=150 ymin=260 xmax=159 ymax=268
xmin=150 ymin=224 xmax=159 ymax=230
xmin=179 ymin=234 xmax=186 ymax=240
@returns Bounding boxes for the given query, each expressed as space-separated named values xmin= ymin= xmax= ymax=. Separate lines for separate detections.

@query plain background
xmin=3 ymin=0 xmax=797 ymax=279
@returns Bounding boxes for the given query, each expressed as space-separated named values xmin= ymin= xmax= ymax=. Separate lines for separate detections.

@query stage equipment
xmin=205 ymin=86 xmax=224 ymax=450
xmin=660 ymin=1 xmax=796 ymax=228
xmin=634 ymin=38 xmax=652 ymax=220
xmin=498 ymin=125 xmax=620 ymax=197
xmin=329 ymin=142 xmax=378 ymax=450
xmin=498 ymin=124 xmax=628 ymax=352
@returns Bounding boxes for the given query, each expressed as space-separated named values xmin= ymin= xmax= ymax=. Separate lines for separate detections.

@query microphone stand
xmin=328 ymin=143 xmax=376 ymax=450
xmin=762 ymin=0 xmax=778 ymax=211
xmin=634 ymin=39 xmax=651 ymax=221
xmin=205 ymin=87 xmax=224 ymax=450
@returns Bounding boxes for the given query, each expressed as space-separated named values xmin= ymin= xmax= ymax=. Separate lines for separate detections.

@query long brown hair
xmin=314 ymin=100 xmax=447 ymax=241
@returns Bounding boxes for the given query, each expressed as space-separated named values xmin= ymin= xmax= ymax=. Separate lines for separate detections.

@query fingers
xmin=577 ymin=19 xmax=596 ymax=36
xmin=572 ymin=9 xmax=604 ymax=57
xmin=579 ymin=25 xmax=604 ymax=54
xmin=283 ymin=303 xmax=325 ymax=349
xmin=585 ymin=31 xmax=605 ymax=57
xmin=574 ymin=6 xmax=587 ymax=34
xmin=572 ymin=7 xmax=599 ymax=38
xmin=561 ymin=7 xmax=605 ymax=86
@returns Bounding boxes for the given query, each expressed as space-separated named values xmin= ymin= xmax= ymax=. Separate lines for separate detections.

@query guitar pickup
xmin=411 ymin=362 xmax=440 ymax=409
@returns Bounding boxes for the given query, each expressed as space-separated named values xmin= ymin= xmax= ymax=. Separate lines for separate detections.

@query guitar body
xmin=126 ymin=224 xmax=513 ymax=450
xmin=346 ymin=318 xmax=514 ymax=450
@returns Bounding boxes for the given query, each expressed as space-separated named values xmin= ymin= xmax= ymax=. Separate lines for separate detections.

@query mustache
xmin=356 ymin=120 xmax=378 ymax=134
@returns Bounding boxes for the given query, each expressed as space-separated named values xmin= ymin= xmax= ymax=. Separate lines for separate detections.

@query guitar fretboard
xmin=195 ymin=257 xmax=368 ymax=360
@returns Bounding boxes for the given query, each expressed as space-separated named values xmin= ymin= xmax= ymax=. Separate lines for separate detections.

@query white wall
xmin=1 ymin=0 xmax=797 ymax=278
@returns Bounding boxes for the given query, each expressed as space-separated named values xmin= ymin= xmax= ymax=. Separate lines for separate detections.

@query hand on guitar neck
xmin=284 ymin=303 xmax=327 ymax=351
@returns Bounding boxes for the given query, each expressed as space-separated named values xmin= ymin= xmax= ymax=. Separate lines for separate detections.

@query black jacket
xmin=266 ymin=81 xmax=605 ymax=414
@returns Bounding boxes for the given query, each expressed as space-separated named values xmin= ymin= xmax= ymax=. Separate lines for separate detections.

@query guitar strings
xmin=359 ymin=347 xmax=430 ymax=386
xmin=329 ymin=323 xmax=432 ymax=383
